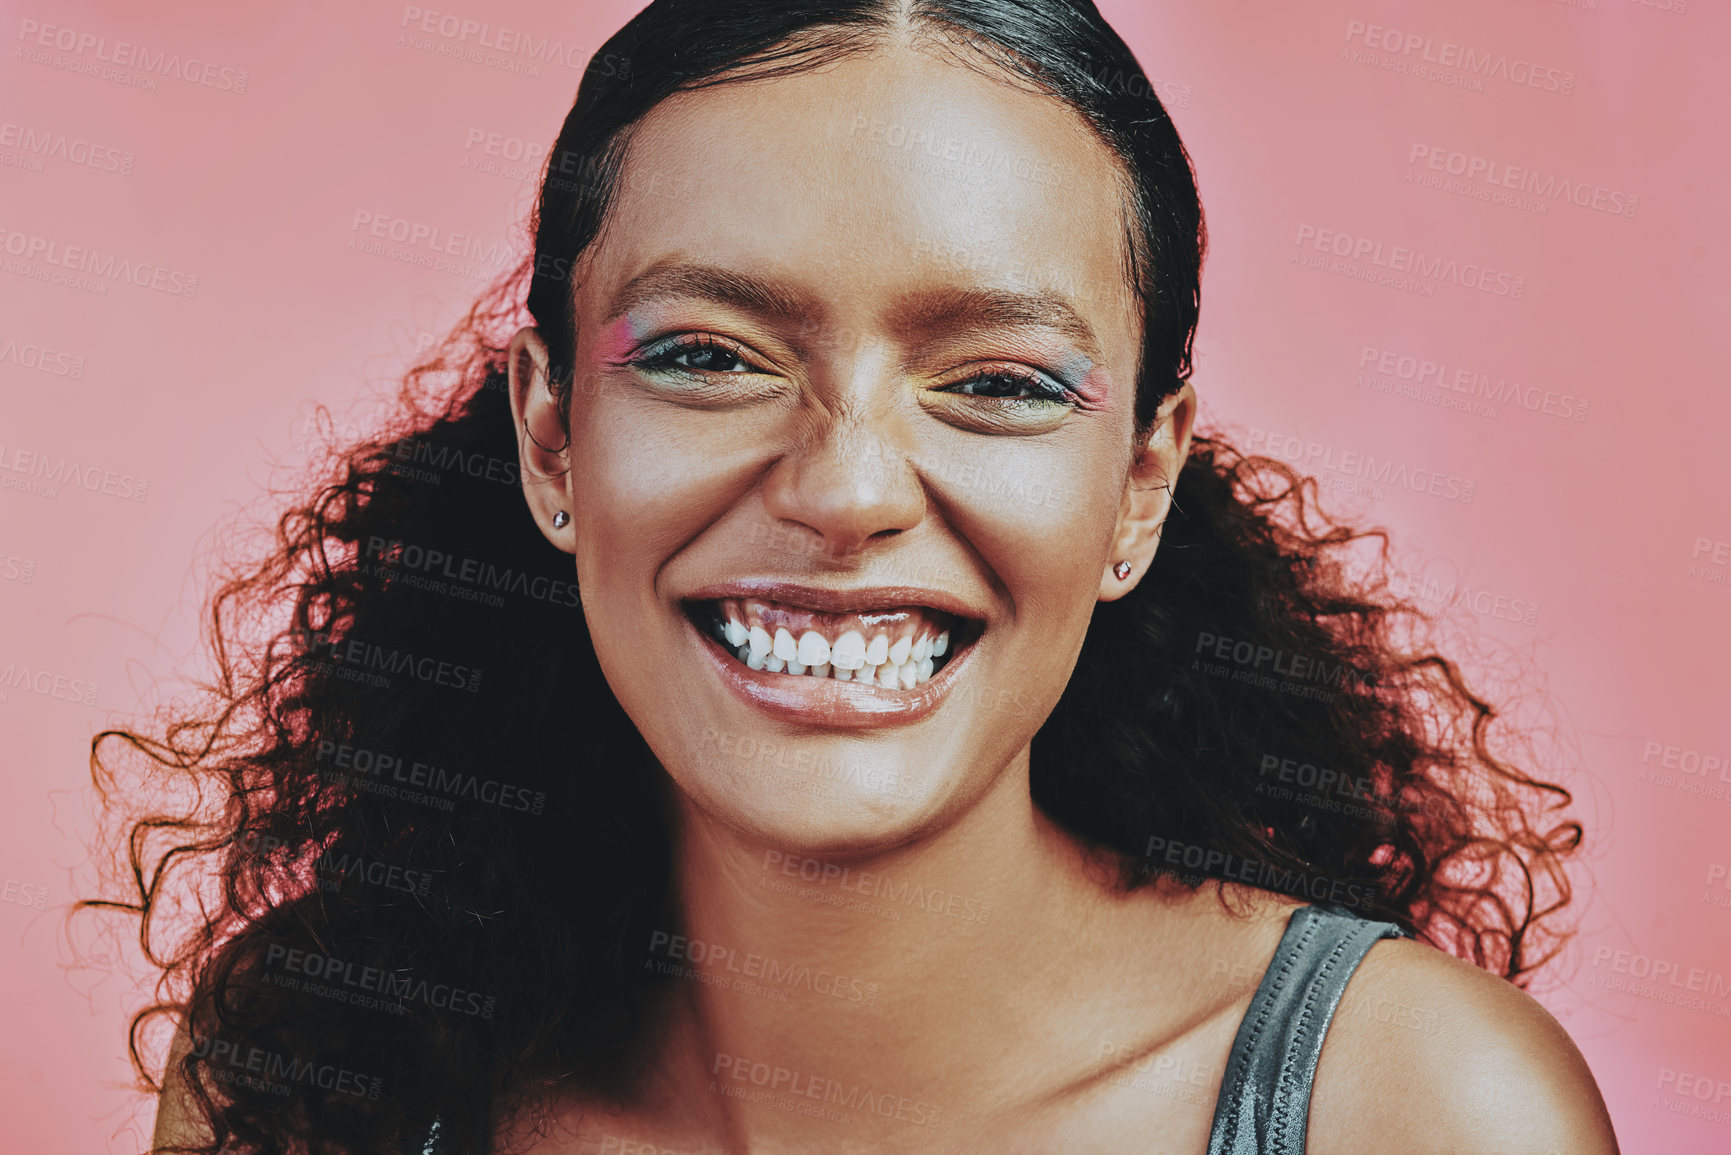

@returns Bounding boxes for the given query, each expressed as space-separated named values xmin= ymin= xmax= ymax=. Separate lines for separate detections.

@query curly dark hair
xmin=82 ymin=1 xmax=1583 ymax=1152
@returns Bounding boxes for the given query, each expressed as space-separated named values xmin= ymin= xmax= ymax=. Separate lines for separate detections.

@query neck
xmin=634 ymin=746 xmax=1141 ymax=1140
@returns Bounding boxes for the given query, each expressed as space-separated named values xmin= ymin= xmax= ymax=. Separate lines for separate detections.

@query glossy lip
xmin=678 ymin=582 xmax=988 ymax=729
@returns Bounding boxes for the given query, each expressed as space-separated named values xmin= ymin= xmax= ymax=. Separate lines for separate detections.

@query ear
xmin=1098 ymin=381 xmax=1198 ymax=602
xmin=507 ymin=325 xmax=576 ymax=554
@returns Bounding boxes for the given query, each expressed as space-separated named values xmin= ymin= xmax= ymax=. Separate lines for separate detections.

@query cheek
xmin=568 ymin=397 xmax=743 ymax=570
xmin=922 ymin=434 xmax=1122 ymax=608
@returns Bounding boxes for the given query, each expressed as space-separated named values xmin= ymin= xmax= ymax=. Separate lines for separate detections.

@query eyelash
xmin=628 ymin=333 xmax=1079 ymax=407
xmin=936 ymin=369 xmax=1076 ymax=406
xmin=629 ymin=333 xmax=757 ymax=376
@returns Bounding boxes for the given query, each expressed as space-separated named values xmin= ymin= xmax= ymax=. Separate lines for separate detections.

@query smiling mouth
xmin=685 ymin=596 xmax=980 ymax=690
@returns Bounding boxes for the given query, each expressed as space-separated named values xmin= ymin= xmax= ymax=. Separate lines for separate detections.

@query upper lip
xmin=681 ymin=579 xmax=988 ymax=622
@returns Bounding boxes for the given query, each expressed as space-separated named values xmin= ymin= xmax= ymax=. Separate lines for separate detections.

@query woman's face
xmin=513 ymin=41 xmax=1194 ymax=853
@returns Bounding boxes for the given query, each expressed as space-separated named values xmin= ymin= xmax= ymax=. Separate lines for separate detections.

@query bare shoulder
xmin=1307 ymin=936 xmax=1619 ymax=1155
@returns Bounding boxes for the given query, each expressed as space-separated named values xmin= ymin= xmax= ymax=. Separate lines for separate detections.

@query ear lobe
xmin=1097 ymin=382 xmax=1197 ymax=603
xmin=507 ymin=326 xmax=576 ymax=553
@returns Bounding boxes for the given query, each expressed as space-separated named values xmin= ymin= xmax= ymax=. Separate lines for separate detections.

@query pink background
xmin=2 ymin=0 xmax=1727 ymax=1150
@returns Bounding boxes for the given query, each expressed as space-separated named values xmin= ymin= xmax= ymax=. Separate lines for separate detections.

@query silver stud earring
xmin=552 ymin=511 xmax=570 ymax=529
xmin=1113 ymin=560 xmax=1133 ymax=581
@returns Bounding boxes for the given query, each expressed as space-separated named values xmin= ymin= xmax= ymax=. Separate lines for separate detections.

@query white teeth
xmin=721 ymin=609 xmax=956 ymax=687
xmin=830 ymin=630 xmax=867 ymax=670
xmin=797 ymin=631 xmax=830 ymax=667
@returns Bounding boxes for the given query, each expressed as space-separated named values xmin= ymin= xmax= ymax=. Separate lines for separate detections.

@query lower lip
xmin=684 ymin=615 xmax=978 ymax=729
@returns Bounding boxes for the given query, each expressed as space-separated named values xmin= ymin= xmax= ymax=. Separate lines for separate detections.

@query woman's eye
xmin=632 ymin=336 xmax=757 ymax=375
xmin=941 ymin=372 xmax=1074 ymax=405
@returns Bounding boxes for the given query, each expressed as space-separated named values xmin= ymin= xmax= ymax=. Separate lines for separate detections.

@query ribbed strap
xmin=1204 ymin=904 xmax=1406 ymax=1155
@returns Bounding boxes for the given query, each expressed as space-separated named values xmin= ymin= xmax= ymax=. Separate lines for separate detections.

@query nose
xmin=760 ymin=407 xmax=926 ymax=558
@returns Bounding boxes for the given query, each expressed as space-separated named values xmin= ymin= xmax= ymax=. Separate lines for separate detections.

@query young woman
xmin=119 ymin=1 xmax=1618 ymax=1152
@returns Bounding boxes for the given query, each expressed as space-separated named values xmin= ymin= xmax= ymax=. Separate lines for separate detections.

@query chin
xmin=665 ymin=729 xmax=978 ymax=858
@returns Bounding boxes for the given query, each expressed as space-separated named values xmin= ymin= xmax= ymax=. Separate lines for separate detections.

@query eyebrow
xmin=605 ymin=260 xmax=1105 ymax=362
xmin=605 ymin=260 xmax=815 ymax=325
xmin=885 ymin=286 xmax=1104 ymax=362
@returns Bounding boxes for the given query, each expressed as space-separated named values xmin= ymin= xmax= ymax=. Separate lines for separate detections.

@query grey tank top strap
xmin=1204 ymin=903 xmax=1407 ymax=1155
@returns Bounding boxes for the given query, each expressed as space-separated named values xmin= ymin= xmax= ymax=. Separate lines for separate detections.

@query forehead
xmin=584 ymin=41 xmax=1139 ymax=339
